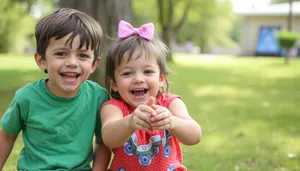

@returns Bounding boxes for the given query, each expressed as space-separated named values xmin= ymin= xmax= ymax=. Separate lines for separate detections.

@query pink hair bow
xmin=118 ymin=20 xmax=154 ymax=40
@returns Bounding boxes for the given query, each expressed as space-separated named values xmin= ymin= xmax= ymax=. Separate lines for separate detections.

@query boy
xmin=0 ymin=8 xmax=110 ymax=170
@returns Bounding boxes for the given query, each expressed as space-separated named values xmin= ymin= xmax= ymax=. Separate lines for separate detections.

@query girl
xmin=101 ymin=20 xmax=202 ymax=171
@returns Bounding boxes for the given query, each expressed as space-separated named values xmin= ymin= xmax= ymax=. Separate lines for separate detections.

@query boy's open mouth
xmin=131 ymin=88 xmax=148 ymax=96
xmin=60 ymin=72 xmax=81 ymax=78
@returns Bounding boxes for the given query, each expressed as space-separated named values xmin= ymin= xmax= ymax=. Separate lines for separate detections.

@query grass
xmin=1 ymin=54 xmax=300 ymax=170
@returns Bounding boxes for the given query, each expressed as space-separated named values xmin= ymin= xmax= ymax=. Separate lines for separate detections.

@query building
xmin=235 ymin=2 xmax=300 ymax=56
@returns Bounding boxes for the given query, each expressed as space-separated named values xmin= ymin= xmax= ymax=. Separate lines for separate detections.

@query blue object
xmin=256 ymin=26 xmax=282 ymax=56
xmin=138 ymin=154 xmax=152 ymax=166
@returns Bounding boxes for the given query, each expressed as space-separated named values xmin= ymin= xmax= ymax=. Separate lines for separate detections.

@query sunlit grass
xmin=169 ymin=54 xmax=300 ymax=171
xmin=0 ymin=54 xmax=38 ymax=70
xmin=1 ymin=53 xmax=300 ymax=170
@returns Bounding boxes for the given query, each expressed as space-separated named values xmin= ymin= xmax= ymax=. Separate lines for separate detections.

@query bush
xmin=276 ymin=30 xmax=299 ymax=49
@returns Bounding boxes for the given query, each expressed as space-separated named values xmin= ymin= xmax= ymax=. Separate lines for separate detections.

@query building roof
xmin=235 ymin=2 xmax=300 ymax=16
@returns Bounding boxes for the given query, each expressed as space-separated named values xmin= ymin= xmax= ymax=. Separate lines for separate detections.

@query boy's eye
xmin=55 ymin=52 xmax=66 ymax=56
xmin=122 ymin=72 xmax=132 ymax=76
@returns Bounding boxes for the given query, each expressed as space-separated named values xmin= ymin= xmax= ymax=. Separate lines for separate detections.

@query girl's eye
xmin=79 ymin=54 xmax=89 ymax=59
xmin=144 ymin=70 xmax=154 ymax=74
xmin=55 ymin=52 xmax=66 ymax=56
xmin=122 ymin=72 xmax=132 ymax=76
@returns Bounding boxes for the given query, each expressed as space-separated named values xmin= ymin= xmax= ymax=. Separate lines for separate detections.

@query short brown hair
xmin=35 ymin=8 xmax=102 ymax=63
xmin=105 ymin=35 xmax=171 ymax=99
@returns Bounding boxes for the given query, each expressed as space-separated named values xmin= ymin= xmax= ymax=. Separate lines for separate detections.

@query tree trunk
xmin=285 ymin=48 xmax=290 ymax=64
xmin=288 ymin=0 xmax=293 ymax=31
xmin=162 ymin=28 xmax=174 ymax=62
xmin=157 ymin=0 xmax=192 ymax=63
xmin=60 ymin=0 xmax=133 ymax=86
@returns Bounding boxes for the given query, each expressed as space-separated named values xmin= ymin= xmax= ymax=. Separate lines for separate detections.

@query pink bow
xmin=118 ymin=20 xmax=154 ymax=40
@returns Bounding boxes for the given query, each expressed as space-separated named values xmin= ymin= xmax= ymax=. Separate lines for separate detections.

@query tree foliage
xmin=133 ymin=0 xmax=235 ymax=53
xmin=177 ymin=0 xmax=235 ymax=52
xmin=1 ymin=0 xmax=236 ymax=56
xmin=0 ymin=0 xmax=35 ymax=53
xmin=276 ymin=30 xmax=298 ymax=64
xmin=0 ymin=0 xmax=56 ymax=54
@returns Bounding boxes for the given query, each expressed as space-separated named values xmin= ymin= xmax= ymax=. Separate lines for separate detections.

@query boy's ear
xmin=159 ymin=74 xmax=167 ymax=87
xmin=34 ymin=52 xmax=47 ymax=71
xmin=91 ymin=57 xmax=101 ymax=73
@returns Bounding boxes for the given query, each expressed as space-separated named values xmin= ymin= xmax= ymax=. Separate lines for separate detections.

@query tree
xmin=175 ymin=0 xmax=234 ymax=52
xmin=0 ymin=0 xmax=35 ymax=53
xmin=271 ymin=0 xmax=297 ymax=31
xmin=157 ymin=0 xmax=192 ymax=62
xmin=276 ymin=30 xmax=298 ymax=64
xmin=287 ymin=0 xmax=293 ymax=31
xmin=60 ymin=0 xmax=133 ymax=86
xmin=134 ymin=0 xmax=234 ymax=54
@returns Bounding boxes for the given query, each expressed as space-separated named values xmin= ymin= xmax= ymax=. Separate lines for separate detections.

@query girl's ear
xmin=34 ymin=52 xmax=47 ymax=71
xmin=159 ymin=74 xmax=167 ymax=87
xmin=109 ymin=77 xmax=118 ymax=92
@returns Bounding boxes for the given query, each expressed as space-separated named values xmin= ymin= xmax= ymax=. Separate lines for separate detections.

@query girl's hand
xmin=150 ymin=105 xmax=175 ymax=131
xmin=130 ymin=104 xmax=156 ymax=132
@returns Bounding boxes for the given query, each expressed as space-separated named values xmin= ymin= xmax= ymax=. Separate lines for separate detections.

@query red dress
xmin=104 ymin=93 xmax=186 ymax=171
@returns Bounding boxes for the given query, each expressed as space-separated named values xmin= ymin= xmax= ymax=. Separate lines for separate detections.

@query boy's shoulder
xmin=83 ymin=80 xmax=109 ymax=99
xmin=84 ymin=80 xmax=107 ymax=92
xmin=15 ymin=79 xmax=45 ymax=97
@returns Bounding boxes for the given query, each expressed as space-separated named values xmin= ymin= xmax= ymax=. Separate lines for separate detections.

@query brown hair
xmin=105 ymin=35 xmax=171 ymax=99
xmin=35 ymin=8 xmax=102 ymax=64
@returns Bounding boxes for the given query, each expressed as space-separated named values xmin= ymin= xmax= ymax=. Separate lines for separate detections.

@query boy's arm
xmin=0 ymin=129 xmax=17 ymax=169
xmin=92 ymin=137 xmax=111 ymax=171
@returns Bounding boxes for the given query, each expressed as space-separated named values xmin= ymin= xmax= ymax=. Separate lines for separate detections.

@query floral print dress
xmin=104 ymin=93 xmax=187 ymax=171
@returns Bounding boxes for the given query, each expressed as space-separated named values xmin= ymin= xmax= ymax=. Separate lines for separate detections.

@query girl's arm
xmin=0 ymin=129 xmax=17 ymax=169
xmin=168 ymin=98 xmax=202 ymax=145
xmin=100 ymin=104 xmax=135 ymax=148
xmin=92 ymin=138 xmax=111 ymax=171
xmin=101 ymin=104 xmax=155 ymax=148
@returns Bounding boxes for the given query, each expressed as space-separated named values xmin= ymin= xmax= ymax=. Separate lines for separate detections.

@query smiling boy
xmin=0 ymin=8 xmax=110 ymax=170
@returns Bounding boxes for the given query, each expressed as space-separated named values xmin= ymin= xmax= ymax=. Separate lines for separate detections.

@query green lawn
xmin=1 ymin=54 xmax=300 ymax=170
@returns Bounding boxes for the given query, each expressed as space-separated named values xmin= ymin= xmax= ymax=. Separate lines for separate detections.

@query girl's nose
xmin=133 ymin=73 xmax=144 ymax=83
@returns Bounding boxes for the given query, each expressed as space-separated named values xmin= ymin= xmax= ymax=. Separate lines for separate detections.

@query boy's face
xmin=35 ymin=33 xmax=100 ymax=98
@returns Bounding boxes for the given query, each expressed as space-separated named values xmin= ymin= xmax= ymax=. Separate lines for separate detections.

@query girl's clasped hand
xmin=130 ymin=96 xmax=175 ymax=132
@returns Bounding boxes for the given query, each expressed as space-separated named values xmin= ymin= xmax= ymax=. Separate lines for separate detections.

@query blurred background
xmin=0 ymin=0 xmax=300 ymax=170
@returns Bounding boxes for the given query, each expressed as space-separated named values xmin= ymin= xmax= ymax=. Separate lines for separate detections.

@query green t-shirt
xmin=1 ymin=78 xmax=109 ymax=170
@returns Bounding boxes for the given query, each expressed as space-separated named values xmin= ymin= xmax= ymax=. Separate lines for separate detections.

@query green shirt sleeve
xmin=1 ymin=95 xmax=23 ymax=135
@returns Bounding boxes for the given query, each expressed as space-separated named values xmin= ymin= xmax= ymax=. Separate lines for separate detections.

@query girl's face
xmin=35 ymin=33 xmax=100 ymax=98
xmin=111 ymin=50 xmax=166 ymax=108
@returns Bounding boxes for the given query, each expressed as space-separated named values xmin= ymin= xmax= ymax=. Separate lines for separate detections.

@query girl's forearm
xmin=102 ymin=115 xmax=135 ymax=148
xmin=169 ymin=117 xmax=202 ymax=145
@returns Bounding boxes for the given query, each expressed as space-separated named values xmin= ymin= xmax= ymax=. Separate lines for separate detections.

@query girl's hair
xmin=35 ymin=8 xmax=102 ymax=64
xmin=105 ymin=35 xmax=171 ymax=99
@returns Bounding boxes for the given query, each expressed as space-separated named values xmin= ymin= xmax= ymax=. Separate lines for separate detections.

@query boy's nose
xmin=66 ymin=55 xmax=78 ymax=67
